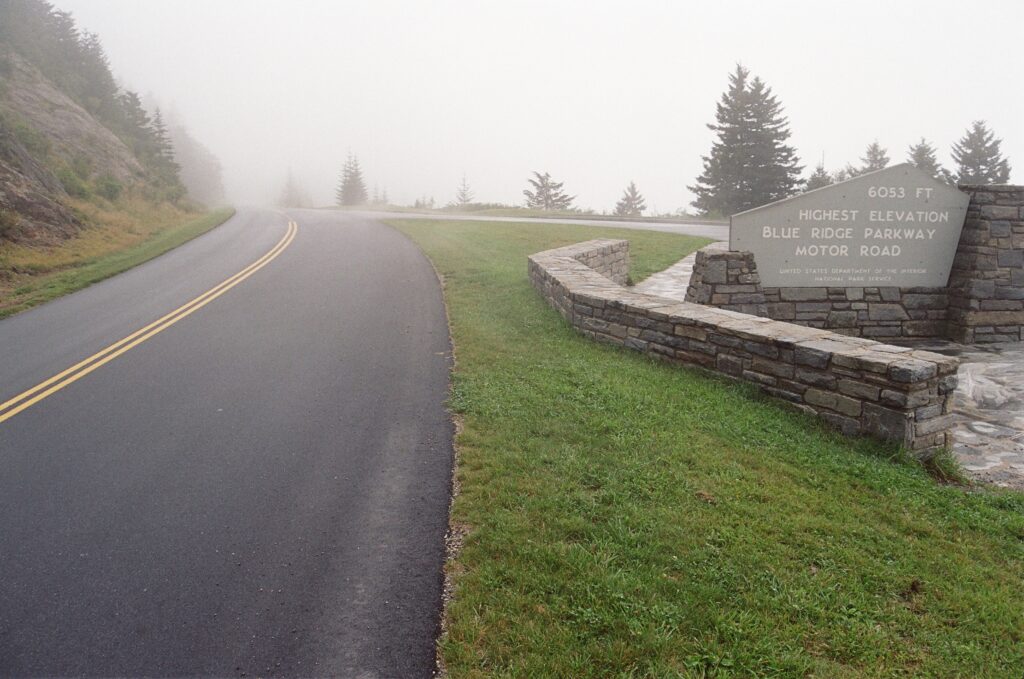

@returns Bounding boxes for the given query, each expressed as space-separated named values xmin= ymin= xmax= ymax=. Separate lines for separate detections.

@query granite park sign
xmin=730 ymin=164 xmax=969 ymax=287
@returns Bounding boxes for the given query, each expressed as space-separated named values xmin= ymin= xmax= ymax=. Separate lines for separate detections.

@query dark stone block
xmin=794 ymin=346 xmax=830 ymax=368
xmin=827 ymin=311 xmax=858 ymax=327
xmin=779 ymin=287 xmax=829 ymax=301
xmin=997 ymin=249 xmax=1024 ymax=268
xmin=742 ymin=370 xmax=777 ymax=387
xmin=716 ymin=353 xmax=744 ymax=376
xmin=863 ymin=403 xmax=912 ymax=444
xmin=752 ymin=356 xmax=794 ymax=378
xmin=820 ymin=412 xmax=861 ymax=436
xmin=707 ymin=332 xmax=742 ymax=348
xmin=902 ymin=294 xmax=947 ymax=309
xmin=889 ymin=361 xmax=937 ymax=382
xmin=704 ymin=260 xmax=727 ymax=284
xmin=624 ymin=337 xmax=648 ymax=351
xmin=903 ymin=321 xmax=946 ymax=337
xmin=995 ymin=286 xmax=1024 ymax=300
xmin=990 ymin=220 xmax=1011 ymax=237
xmin=981 ymin=300 xmax=1024 ymax=310
xmin=741 ymin=341 xmax=779 ymax=359
xmin=796 ymin=368 xmax=836 ymax=389
xmin=766 ymin=302 xmax=796 ymax=320
xmin=868 ymin=304 xmax=910 ymax=321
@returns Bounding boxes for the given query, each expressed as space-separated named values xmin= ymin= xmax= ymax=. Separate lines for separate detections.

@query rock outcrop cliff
xmin=0 ymin=47 xmax=154 ymax=244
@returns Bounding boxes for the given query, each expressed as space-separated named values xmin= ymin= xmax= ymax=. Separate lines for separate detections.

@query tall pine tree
xmin=523 ymin=171 xmax=574 ymax=211
xmin=336 ymin=153 xmax=368 ymax=206
xmin=906 ymin=138 xmax=947 ymax=181
xmin=951 ymin=121 xmax=1011 ymax=184
xmin=689 ymin=65 xmax=802 ymax=216
xmin=455 ymin=175 xmax=474 ymax=207
xmin=614 ymin=181 xmax=646 ymax=216
xmin=859 ymin=141 xmax=890 ymax=173
xmin=149 ymin=108 xmax=184 ymax=200
xmin=805 ymin=162 xmax=833 ymax=191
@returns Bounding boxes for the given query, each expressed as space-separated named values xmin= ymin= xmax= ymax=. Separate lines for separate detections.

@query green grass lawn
xmin=0 ymin=207 xmax=234 ymax=318
xmin=388 ymin=219 xmax=1024 ymax=678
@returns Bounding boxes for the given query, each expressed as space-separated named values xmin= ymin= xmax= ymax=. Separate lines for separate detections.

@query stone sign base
xmin=686 ymin=185 xmax=1024 ymax=344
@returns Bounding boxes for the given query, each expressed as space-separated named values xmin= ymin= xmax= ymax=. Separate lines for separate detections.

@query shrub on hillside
xmin=57 ymin=166 xmax=89 ymax=198
xmin=95 ymin=174 xmax=122 ymax=201
xmin=0 ymin=208 xmax=20 ymax=239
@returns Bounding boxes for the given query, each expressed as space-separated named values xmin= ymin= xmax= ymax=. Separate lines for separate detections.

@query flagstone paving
xmin=632 ymin=242 xmax=726 ymax=300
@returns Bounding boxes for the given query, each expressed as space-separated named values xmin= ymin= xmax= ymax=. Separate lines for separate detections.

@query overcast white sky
xmin=52 ymin=0 xmax=1023 ymax=211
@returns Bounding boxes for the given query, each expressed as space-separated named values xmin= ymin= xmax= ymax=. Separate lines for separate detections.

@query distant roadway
xmin=351 ymin=209 xmax=732 ymax=241
xmin=0 ymin=209 xmax=453 ymax=677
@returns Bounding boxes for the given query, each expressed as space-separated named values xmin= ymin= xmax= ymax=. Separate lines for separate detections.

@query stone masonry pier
xmin=529 ymin=239 xmax=960 ymax=456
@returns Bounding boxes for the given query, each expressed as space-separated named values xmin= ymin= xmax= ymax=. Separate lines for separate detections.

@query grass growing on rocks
xmin=0 ymin=203 xmax=234 ymax=318
xmin=389 ymin=219 xmax=1024 ymax=679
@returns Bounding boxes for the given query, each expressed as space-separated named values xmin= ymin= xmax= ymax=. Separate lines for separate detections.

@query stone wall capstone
xmin=529 ymin=239 xmax=959 ymax=456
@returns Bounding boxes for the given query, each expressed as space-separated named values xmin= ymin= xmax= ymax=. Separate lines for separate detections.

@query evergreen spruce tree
xmin=614 ymin=181 xmax=646 ymax=216
xmin=455 ymin=175 xmax=474 ymax=207
xmin=805 ymin=162 xmax=833 ymax=191
xmin=523 ymin=171 xmax=574 ymax=211
xmin=689 ymin=65 xmax=802 ymax=216
xmin=859 ymin=141 xmax=890 ymax=173
xmin=150 ymin=109 xmax=176 ymax=166
xmin=906 ymin=138 xmax=948 ymax=181
xmin=149 ymin=108 xmax=184 ymax=199
xmin=336 ymin=153 xmax=368 ymax=206
xmin=951 ymin=121 xmax=1011 ymax=184
xmin=832 ymin=165 xmax=858 ymax=183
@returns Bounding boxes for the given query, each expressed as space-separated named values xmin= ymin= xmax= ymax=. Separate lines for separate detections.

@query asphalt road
xmin=0 ymin=208 xmax=453 ymax=677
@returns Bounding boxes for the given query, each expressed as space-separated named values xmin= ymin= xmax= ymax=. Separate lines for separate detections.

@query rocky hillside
xmin=0 ymin=0 xmax=222 ymax=248
xmin=0 ymin=47 xmax=149 ymax=243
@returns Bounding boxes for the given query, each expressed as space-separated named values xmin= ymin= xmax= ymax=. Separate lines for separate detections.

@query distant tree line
xmin=324 ymin=63 xmax=1013 ymax=216
xmin=806 ymin=123 xmax=1011 ymax=192
xmin=684 ymin=64 xmax=1014 ymax=216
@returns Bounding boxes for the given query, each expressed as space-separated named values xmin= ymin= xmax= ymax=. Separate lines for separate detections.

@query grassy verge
xmin=0 ymin=202 xmax=234 ymax=318
xmin=388 ymin=219 xmax=1024 ymax=678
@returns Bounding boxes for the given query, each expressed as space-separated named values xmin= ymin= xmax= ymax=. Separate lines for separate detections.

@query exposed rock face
xmin=0 ymin=48 xmax=144 ymax=244
xmin=0 ymin=123 xmax=81 ymax=242
xmin=1 ymin=50 xmax=144 ymax=182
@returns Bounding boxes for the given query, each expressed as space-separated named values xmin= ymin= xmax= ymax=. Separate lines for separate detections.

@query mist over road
xmin=0 ymin=209 xmax=452 ymax=677
xmin=351 ymin=209 xmax=731 ymax=241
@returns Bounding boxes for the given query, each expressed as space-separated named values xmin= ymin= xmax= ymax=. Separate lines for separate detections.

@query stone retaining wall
xmin=529 ymin=239 xmax=959 ymax=456
xmin=686 ymin=185 xmax=1024 ymax=342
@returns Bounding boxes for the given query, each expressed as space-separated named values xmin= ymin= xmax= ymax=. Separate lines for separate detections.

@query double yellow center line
xmin=0 ymin=220 xmax=298 ymax=425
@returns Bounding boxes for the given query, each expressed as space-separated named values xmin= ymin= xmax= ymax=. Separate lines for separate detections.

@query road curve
xmin=0 ymin=208 xmax=453 ymax=677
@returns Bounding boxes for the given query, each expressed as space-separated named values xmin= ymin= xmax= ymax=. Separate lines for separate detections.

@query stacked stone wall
xmin=529 ymin=239 xmax=959 ymax=456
